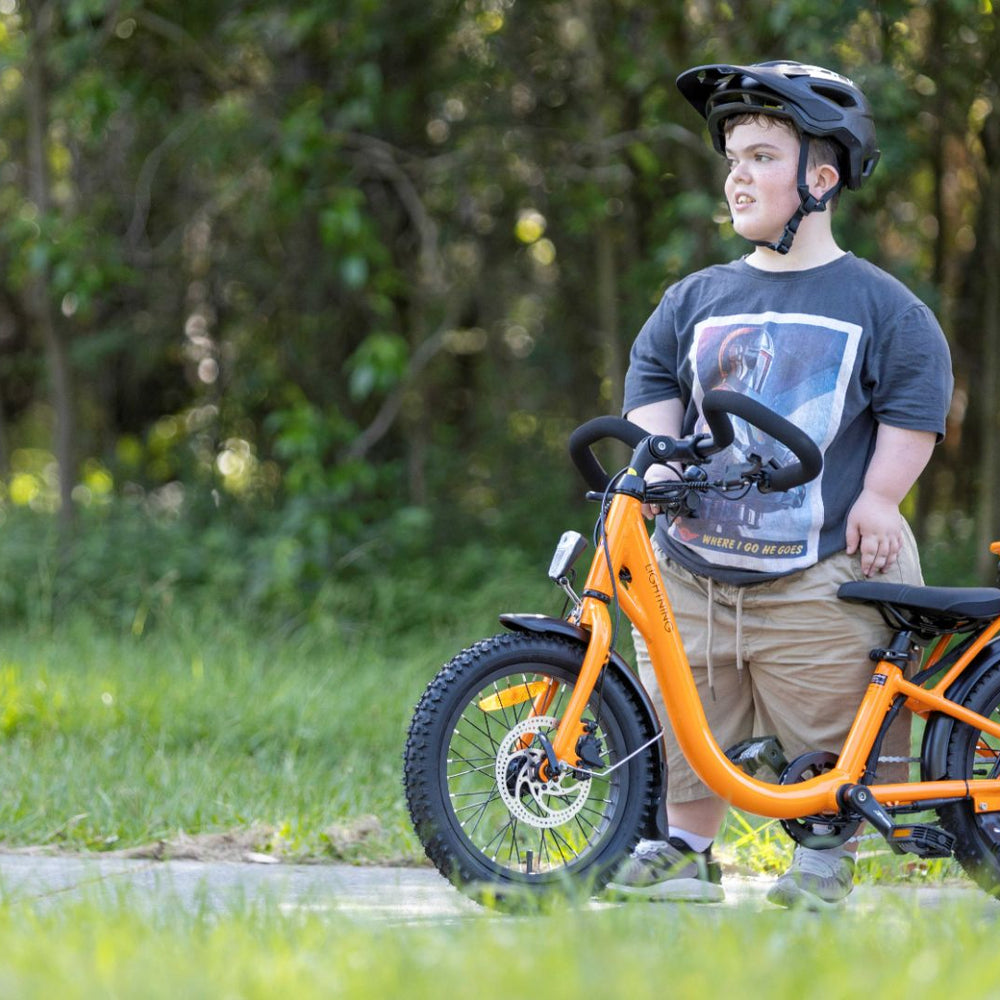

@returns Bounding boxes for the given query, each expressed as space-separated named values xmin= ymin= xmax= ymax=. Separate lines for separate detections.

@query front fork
xmin=546 ymin=597 xmax=615 ymax=769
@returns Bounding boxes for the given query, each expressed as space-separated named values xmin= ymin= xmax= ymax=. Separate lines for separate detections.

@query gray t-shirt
xmin=622 ymin=253 xmax=953 ymax=585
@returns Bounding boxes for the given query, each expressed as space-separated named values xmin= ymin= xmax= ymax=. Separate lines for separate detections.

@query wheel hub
xmin=494 ymin=717 xmax=591 ymax=828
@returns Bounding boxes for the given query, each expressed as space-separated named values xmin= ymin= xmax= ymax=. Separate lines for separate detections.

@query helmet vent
xmin=811 ymin=84 xmax=861 ymax=109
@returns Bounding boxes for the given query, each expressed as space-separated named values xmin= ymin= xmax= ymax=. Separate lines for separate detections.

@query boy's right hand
xmin=627 ymin=398 xmax=686 ymax=519
xmin=642 ymin=465 xmax=681 ymax=519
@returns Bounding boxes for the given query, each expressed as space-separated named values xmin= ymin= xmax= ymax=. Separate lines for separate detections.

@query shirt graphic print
xmin=667 ymin=311 xmax=862 ymax=574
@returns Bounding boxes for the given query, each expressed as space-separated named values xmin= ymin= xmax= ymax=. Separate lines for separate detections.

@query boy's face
xmin=723 ymin=118 xmax=810 ymax=245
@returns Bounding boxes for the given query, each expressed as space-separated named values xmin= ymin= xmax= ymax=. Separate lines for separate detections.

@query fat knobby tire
xmin=403 ymin=631 xmax=659 ymax=899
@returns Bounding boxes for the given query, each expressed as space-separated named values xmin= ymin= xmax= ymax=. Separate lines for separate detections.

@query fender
xmin=921 ymin=638 xmax=1000 ymax=780
xmin=499 ymin=612 xmax=667 ymax=836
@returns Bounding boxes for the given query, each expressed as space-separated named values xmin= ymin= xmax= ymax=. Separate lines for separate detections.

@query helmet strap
xmin=748 ymin=136 xmax=842 ymax=255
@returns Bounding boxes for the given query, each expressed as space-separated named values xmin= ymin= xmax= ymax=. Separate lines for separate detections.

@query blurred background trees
xmin=0 ymin=0 xmax=995 ymax=625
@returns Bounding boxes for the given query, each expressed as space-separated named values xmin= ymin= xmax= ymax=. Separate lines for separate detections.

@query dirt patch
xmin=323 ymin=814 xmax=383 ymax=857
xmin=0 ymin=814 xmax=417 ymax=866
xmin=109 ymin=815 xmax=388 ymax=864
xmin=109 ymin=824 xmax=284 ymax=863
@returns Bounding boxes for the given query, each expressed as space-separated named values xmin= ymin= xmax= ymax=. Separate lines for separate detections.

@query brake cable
xmin=585 ymin=468 xmax=628 ymax=731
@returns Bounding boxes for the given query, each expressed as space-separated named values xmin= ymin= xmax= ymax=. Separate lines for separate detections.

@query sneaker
xmin=605 ymin=837 xmax=725 ymax=902
xmin=766 ymin=847 xmax=855 ymax=909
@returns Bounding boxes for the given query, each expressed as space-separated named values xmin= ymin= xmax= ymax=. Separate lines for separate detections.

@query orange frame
xmin=547 ymin=489 xmax=1000 ymax=819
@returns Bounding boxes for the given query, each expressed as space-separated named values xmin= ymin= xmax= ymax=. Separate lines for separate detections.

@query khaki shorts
xmin=633 ymin=523 xmax=923 ymax=804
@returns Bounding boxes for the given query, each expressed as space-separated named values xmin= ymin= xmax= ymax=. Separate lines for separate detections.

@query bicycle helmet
xmin=675 ymin=61 xmax=880 ymax=253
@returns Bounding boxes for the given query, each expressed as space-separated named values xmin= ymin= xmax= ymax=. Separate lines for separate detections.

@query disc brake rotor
xmin=494 ymin=716 xmax=591 ymax=828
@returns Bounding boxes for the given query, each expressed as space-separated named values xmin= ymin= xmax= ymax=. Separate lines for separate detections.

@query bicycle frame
xmin=548 ymin=487 xmax=1000 ymax=820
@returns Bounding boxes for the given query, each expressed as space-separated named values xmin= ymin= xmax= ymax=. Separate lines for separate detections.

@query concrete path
xmin=0 ymin=854 xmax=477 ymax=919
xmin=0 ymin=853 xmax=993 ymax=920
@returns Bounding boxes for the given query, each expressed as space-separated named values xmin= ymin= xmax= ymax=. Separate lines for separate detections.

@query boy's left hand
xmin=846 ymin=489 xmax=904 ymax=576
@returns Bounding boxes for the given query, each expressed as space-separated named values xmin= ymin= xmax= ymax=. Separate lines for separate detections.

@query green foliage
xmin=345 ymin=333 xmax=408 ymax=401
xmin=0 ymin=472 xmax=566 ymax=637
xmin=0 ymin=2 xmax=994 ymax=621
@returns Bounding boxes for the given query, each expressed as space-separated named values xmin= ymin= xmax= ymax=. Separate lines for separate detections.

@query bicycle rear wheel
xmin=403 ymin=631 xmax=659 ymax=901
xmin=938 ymin=662 xmax=1000 ymax=894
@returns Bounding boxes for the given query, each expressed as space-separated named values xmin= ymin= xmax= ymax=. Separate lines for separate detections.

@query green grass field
xmin=0 ymin=891 xmax=998 ymax=998
xmin=0 ymin=616 xmax=415 ymax=862
xmin=0 ymin=548 xmax=559 ymax=862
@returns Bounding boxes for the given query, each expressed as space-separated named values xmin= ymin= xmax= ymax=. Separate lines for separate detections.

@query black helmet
xmin=676 ymin=61 xmax=880 ymax=190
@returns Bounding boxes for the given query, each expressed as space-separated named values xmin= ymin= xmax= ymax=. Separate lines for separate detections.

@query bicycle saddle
xmin=838 ymin=581 xmax=1000 ymax=635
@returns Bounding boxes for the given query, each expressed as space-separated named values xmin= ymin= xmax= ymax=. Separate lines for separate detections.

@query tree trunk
xmin=576 ymin=0 xmax=624 ymax=415
xmin=976 ymin=110 xmax=1000 ymax=581
xmin=23 ymin=1 xmax=76 ymax=529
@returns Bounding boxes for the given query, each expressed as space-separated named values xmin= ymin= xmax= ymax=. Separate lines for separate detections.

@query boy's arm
xmin=626 ymin=398 xmax=684 ymax=438
xmin=846 ymin=424 xmax=937 ymax=577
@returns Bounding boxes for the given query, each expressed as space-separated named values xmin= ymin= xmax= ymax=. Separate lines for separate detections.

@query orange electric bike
xmin=403 ymin=389 xmax=1000 ymax=900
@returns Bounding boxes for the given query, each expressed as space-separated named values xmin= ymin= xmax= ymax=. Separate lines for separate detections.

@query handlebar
xmin=568 ymin=389 xmax=822 ymax=495
xmin=567 ymin=416 xmax=648 ymax=493
xmin=700 ymin=390 xmax=823 ymax=492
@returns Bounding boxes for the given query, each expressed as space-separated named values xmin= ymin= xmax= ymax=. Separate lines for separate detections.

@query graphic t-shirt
xmin=622 ymin=254 xmax=953 ymax=585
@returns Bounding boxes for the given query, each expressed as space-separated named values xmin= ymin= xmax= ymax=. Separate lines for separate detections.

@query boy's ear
xmin=812 ymin=162 xmax=841 ymax=194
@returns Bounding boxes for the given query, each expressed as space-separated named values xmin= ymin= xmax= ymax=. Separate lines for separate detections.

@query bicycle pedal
xmin=724 ymin=735 xmax=788 ymax=778
xmin=887 ymin=824 xmax=955 ymax=858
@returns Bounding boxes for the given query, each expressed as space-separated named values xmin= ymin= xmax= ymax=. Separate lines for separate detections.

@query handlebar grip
xmin=701 ymin=389 xmax=822 ymax=491
xmin=568 ymin=416 xmax=647 ymax=492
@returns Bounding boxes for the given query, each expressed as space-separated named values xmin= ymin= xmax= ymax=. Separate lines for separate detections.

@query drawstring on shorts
xmin=735 ymin=586 xmax=746 ymax=678
xmin=705 ymin=578 xmax=747 ymax=698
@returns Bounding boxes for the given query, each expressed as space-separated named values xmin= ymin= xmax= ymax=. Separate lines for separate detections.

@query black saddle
xmin=838 ymin=581 xmax=1000 ymax=637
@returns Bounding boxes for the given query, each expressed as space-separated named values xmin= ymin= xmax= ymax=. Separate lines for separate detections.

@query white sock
xmin=668 ymin=827 xmax=714 ymax=853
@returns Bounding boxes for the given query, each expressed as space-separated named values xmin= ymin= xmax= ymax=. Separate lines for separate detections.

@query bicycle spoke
xmin=447 ymin=758 xmax=495 ymax=775
xmin=451 ymin=720 xmax=500 ymax=757
xmin=482 ymin=815 xmax=517 ymax=862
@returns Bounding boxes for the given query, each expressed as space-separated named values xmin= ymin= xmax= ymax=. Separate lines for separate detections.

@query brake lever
xmin=720 ymin=457 xmax=763 ymax=488
xmin=756 ymin=457 xmax=785 ymax=494
xmin=644 ymin=467 xmax=708 ymax=518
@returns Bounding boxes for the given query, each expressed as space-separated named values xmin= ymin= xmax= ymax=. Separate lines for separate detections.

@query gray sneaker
xmin=766 ymin=847 xmax=855 ymax=909
xmin=605 ymin=837 xmax=724 ymax=902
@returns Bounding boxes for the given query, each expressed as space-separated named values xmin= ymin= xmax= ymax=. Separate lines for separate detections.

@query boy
xmin=608 ymin=62 xmax=953 ymax=908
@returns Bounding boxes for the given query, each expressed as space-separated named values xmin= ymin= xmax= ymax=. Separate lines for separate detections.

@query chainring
xmin=779 ymin=750 xmax=861 ymax=849
xmin=494 ymin=716 xmax=592 ymax=829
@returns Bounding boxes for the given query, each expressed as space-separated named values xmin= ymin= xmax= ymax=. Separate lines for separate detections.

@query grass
xmin=0 ymin=891 xmax=998 ymax=998
xmin=0 ymin=545 xmax=559 ymax=863
xmin=0 ymin=616 xmax=419 ymax=861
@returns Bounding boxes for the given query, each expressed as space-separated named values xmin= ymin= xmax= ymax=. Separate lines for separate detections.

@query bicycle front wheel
xmin=403 ymin=631 xmax=659 ymax=901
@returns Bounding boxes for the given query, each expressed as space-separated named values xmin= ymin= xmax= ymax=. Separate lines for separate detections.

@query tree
xmin=0 ymin=0 xmax=996 ymax=594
